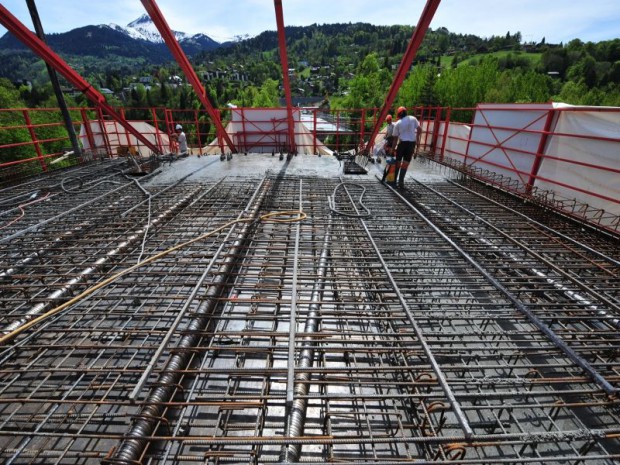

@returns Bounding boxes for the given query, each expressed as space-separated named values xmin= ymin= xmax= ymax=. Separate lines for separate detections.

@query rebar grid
xmin=0 ymin=166 xmax=196 ymax=332
xmin=0 ymin=171 xmax=263 ymax=464
xmin=0 ymin=170 xmax=618 ymax=465
xmin=133 ymin=177 xmax=618 ymax=464
xmin=396 ymin=180 xmax=619 ymax=385
xmin=450 ymin=174 xmax=620 ymax=260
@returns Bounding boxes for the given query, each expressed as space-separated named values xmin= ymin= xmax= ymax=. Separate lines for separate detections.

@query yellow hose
xmin=0 ymin=210 xmax=306 ymax=346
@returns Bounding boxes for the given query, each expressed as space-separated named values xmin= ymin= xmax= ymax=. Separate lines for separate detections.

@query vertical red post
xmin=463 ymin=108 xmax=476 ymax=169
xmin=273 ymin=0 xmax=297 ymax=153
xmin=80 ymin=108 xmax=96 ymax=157
xmin=97 ymin=107 xmax=113 ymax=156
xmin=150 ymin=108 xmax=164 ymax=153
xmin=313 ymin=108 xmax=318 ymax=155
xmin=431 ymin=106 xmax=442 ymax=157
xmin=139 ymin=0 xmax=236 ymax=153
xmin=121 ymin=117 xmax=132 ymax=147
xmin=119 ymin=107 xmax=130 ymax=149
xmin=240 ymin=108 xmax=248 ymax=153
xmin=360 ymin=108 xmax=367 ymax=151
xmin=164 ymin=109 xmax=173 ymax=132
xmin=22 ymin=109 xmax=46 ymax=171
xmin=164 ymin=109 xmax=174 ymax=152
xmin=364 ymin=0 xmax=442 ymax=153
xmin=216 ymin=110 xmax=225 ymax=155
xmin=418 ymin=106 xmax=427 ymax=151
xmin=193 ymin=110 xmax=203 ymax=156
xmin=336 ymin=110 xmax=341 ymax=152
xmin=439 ymin=107 xmax=451 ymax=163
xmin=0 ymin=6 xmax=162 ymax=155
xmin=527 ymin=108 xmax=557 ymax=194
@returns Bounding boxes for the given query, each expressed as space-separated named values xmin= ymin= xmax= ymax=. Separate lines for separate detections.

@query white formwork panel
xmin=465 ymin=103 xmax=553 ymax=185
xmin=537 ymin=106 xmax=620 ymax=221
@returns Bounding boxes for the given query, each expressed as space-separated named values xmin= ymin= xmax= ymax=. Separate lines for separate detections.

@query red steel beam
xmin=527 ymin=108 xmax=556 ymax=193
xmin=0 ymin=5 xmax=163 ymax=156
xmin=274 ymin=0 xmax=297 ymax=153
xmin=364 ymin=0 xmax=442 ymax=154
xmin=140 ymin=0 xmax=237 ymax=153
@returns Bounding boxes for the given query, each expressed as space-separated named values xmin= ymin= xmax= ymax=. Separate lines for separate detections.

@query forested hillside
xmin=1 ymin=22 xmax=619 ymax=116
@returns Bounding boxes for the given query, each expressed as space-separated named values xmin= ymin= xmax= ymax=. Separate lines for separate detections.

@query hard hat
xmin=386 ymin=115 xmax=392 ymax=122
xmin=175 ymin=124 xmax=183 ymax=130
xmin=397 ymin=106 xmax=407 ymax=117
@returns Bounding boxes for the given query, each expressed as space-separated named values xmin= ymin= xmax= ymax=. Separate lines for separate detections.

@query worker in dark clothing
xmin=393 ymin=106 xmax=421 ymax=188
xmin=384 ymin=114 xmax=395 ymax=157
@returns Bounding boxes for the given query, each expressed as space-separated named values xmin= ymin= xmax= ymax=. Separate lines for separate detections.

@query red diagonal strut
xmin=274 ymin=0 xmax=297 ymax=153
xmin=364 ymin=0 xmax=442 ymax=153
xmin=0 ymin=5 xmax=163 ymax=155
xmin=140 ymin=0 xmax=237 ymax=153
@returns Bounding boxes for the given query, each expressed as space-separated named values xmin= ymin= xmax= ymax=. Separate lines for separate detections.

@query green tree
xmin=234 ymin=85 xmax=259 ymax=107
xmin=253 ymin=79 xmax=279 ymax=107
xmin=179 ymin=85 xmax=191 ymax=109
xmin=554 ymin=80 xmax=588 ymax=104
xmin=540 ymin=47 xmax=569 ymax=76
xmin=130 ymin=84 xmax=147 ymax=107
xmin=607 ymin=61 xmax=620 ymax=86
xmin=160 ymin=82 xmax=170 ymax=102
xmin=567 ymin=55 xmax=597 ymax=87
xmin=0 ymin=80 xmax=32 ymax=162
xmin=340 ymin=54 xmax=389 ymax=109
xmin=397 ymin=65 xmax=434 ymax=107
xmin=438 ymin=33 xmax=450 ymax=55
xmin=434 ymin=58 xmax=501 ymax=109
xmin=420 ymin=70 xmax=439 ymax=106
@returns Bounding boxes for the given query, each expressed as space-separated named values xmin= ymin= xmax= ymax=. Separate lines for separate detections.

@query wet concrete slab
xmin=365 ymin=155 xmax=456 ymax=184
xmin=144 ymin=152 xmax=452 ymax=187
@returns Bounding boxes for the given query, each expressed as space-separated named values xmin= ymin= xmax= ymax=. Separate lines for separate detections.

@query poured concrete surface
xmin=145 ymin=152 xmax=451 ymax=186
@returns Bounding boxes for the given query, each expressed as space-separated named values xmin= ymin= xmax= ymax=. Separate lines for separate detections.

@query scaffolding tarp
xmin=201 ymin=108 xmax=332 ymax=155
xmin=456 ymin=102 xmax=620 ymax=227
xmin=538 ymin=105 xmax=620 ymax=218
xmin=372 ymin=127 xmax=388 ymax=157
xmin=466 ymin=103 xmax=553 ymax=185
xmin=79 ymin=120 xmax=170 ymax=157
xmin=437 ymin=121 xmax=471 ymax=162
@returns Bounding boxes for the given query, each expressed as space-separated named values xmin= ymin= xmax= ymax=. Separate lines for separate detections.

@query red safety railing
xmin=1 ymin=104 xmax=618 ymax=234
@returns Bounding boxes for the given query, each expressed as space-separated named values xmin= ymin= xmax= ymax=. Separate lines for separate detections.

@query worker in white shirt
xmin=173 ymin=124 xmax=188 ymax=157
xmin=392 ymin=106 xmax=421 ymax=188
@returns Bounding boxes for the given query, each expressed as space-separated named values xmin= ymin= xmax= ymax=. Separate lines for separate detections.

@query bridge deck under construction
xmin=0 ymin=155 xmax=618 ymax=465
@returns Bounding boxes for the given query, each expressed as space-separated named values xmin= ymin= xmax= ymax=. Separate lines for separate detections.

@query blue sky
xmin=1 ymin=0 xmax=619 ymax=44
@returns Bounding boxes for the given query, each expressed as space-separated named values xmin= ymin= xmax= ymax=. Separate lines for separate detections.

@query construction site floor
xmin=0 ymin=152 xmax=618 ymax=465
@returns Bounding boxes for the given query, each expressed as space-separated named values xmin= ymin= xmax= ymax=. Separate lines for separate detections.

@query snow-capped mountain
xmin=108 ymin=14 xmax=220 ymax=51
xmin=0 ymin=14 xmax=222 ymax=78
xmin=111 ymin=14 xmax=188 ymax=44
xmin=105 ymin=14 xmax=220 ymax=52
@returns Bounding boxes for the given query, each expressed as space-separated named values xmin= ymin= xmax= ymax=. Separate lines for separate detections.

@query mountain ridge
xmin=112 ymin=13 xmax=190 ymax=44
xmin=0 ymin=13 xmax=221 ymax=73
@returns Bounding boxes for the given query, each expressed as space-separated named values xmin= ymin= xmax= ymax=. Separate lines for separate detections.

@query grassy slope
xmin=441 ymin=51 xmax=542 ymax=68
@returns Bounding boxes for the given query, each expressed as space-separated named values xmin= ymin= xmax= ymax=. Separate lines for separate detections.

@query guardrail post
xmin=22 ymin=109 xmax=46 ymax=172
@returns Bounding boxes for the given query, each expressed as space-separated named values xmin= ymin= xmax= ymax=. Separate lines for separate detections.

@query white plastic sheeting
xmin=466 ymin=103 xmax=552 ymax=185
xmin=79 ymin=120 xmax=170 ymax=157
xmin=449 ymin=102 xmax=620 ymax=229
xmin=201 ymin=108 xmax=332 ymax=155
xmin=436 ymin=121 xmax=471 ymax=162
xmin=538 ymin=107 xmax=620 ymax=220
xmin=371 ymin=127 xmax=388 ymax=158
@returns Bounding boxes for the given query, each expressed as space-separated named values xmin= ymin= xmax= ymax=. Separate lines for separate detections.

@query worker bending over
xmin=171 ymin=124 xmax=188 ymax=157
xmin=393 ymin=106 xmax=421 ymax=188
